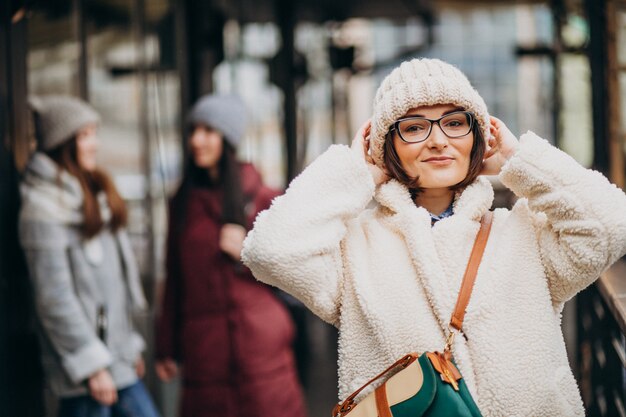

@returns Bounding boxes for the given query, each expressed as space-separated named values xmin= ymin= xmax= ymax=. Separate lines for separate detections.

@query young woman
xmin=20 ymin=95 xmax=160 ymax=417
xmin=242 ymin=58 xmax=626 ymax=416
xmin=154 ymin=94 xmax=307 ymax=417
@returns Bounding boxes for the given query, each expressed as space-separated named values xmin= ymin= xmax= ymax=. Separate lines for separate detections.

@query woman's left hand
xmin=220 ymin=223 xmax=247 ymax=261
xmin=135 ymin=356 xmax=145 ymax=379
xmin=480 ymin=116 xmax=519 ymax=176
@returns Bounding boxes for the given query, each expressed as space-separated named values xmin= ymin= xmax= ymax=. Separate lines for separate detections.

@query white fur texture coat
xmin=242 ymin=132 xmax=626 ymax=416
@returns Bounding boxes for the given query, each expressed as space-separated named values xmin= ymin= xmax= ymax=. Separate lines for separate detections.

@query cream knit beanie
xmin=370 ymin=58 xmax=490 ymax=168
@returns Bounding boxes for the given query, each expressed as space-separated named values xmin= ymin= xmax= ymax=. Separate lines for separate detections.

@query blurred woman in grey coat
xmin=19 ymin=95 xmax=160 ymax=417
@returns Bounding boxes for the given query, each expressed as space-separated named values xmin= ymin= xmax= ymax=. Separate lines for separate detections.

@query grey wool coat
xmin=19 ymin=153 xmax=147 ymax=397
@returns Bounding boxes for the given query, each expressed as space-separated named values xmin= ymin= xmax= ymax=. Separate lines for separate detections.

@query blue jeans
xmin=57 ymin=381 xmax=161 ymax=417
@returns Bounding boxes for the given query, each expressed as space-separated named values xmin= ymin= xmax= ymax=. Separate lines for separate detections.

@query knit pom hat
xmin=29 ymin=95 xmax=101 ymax=151
xmin=187 ymin=94 xmax=248 ymax=148
xmin=370 ymin=58 xmax=490 ymax=168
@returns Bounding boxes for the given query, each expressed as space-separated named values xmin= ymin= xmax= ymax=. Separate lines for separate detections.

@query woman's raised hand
xmin=480 ymin=116 xmax=520 ymax=176
xmin=351 ymin=119 xmax=389 ymax=186
xmin=219 ymin=223 xmax=247 ymax=261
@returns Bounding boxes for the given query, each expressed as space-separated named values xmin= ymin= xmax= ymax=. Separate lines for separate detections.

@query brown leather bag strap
xmin=449 ymin=211 xmax=494 ymax=331
xmin=375 ymin=384 xmax=392 ymax=417
xmin=331 ymin=353 xmax=418 ymax=417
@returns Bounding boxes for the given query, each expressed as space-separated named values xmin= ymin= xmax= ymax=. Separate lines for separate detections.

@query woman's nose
xmin=190 ymin=131 xmax=204 ymax=147
xmin=427 ymin=123 xmax=449 ymax=148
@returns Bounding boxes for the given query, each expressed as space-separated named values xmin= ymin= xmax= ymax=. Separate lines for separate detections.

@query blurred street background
xmin=1 ymin=0 xmax=626 ymax=416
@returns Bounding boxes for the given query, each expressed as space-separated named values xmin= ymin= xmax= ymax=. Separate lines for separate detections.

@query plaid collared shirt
xmin=430 ymin=202 xmax=454 ymax=226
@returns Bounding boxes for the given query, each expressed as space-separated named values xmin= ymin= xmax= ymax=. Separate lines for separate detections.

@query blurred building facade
xmin=1 ymin=0 xmax=625 ymax=416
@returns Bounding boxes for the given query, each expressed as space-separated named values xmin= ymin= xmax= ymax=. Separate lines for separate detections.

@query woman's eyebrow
xmin=404 ymin=107 xmax=464 ymax=118
xmin=443 ymin=107 xmax=464 ymax=115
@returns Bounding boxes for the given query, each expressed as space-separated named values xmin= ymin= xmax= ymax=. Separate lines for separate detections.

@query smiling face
xmin=391 ymin=104 xmax=475 ymax=189
xmin=76 ymin=123 xmax=99 ymax=172
xmin=189 ymin=124 xmax=224 ymax=169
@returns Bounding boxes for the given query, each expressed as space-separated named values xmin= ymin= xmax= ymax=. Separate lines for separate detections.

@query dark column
xmin=580 ymin=4 xmax=613 ymax=414
xmin=585 ymin=0 xmax=610 ymax=175
xmin=0 ymin=2 xmax=45 ymax=416
xmin=132 ymin=0 xmax=156 ymax=307
xmin=185 ymin=1 xmax=225 ymax=102
xmin=275 ymin=0 xmax=298 ymax=182
xmin=73 ymin=0 xmax=88 ymax=100
xmin=551 ymin=0 xmax=565 ymax=148
xmin=178 ymin=0 xmax=225 ymax=158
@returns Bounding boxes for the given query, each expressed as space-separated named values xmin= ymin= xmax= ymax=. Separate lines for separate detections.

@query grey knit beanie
xmin=187 ymin=94 xmax=248 ymax=148
xmin=29 ymin=95 xmax=101 ymax=151
xmin=370 ymin=58 xmax=490 ymax=168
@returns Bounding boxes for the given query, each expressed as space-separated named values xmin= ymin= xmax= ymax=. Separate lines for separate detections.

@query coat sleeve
xmin=155 ymin=201 xmax=182 ymax=361
xmin=254 ymin=185 xmax=281 ymax=217
xmin=20 ymin=226 xmax=113 ymax=384
xmin=242 ymin=145 xmax=375 ymax=325
xmin=499 ymin=131 xmax=626 ymax=305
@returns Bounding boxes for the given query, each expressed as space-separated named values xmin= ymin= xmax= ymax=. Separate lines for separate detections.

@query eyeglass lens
xmin=398 ymin=112 xmax=473 ymax=143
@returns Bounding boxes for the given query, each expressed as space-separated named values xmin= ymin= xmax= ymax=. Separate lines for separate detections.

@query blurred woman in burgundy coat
xmin=155 ymin=94 xmax=307 ymax=417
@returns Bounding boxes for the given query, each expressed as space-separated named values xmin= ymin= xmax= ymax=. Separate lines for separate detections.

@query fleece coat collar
xmin=373 ymin=177 xmax=493 ymax=334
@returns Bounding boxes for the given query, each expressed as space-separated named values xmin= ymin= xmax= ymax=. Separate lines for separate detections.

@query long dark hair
xmin=46 ymin=137 xmax=128 ymax=238
xmin=383 ymin=121 xmax=486 ymax=199
xmin=171 ymin=140 xmax=246 ymax=234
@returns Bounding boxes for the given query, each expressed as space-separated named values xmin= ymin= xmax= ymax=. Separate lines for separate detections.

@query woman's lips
xmin=423 ymin=157 xmax=454 ymax=166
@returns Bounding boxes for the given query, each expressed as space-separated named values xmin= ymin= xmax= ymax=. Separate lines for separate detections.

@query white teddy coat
xmin=242 ymin=132 xmax=626 ymax=416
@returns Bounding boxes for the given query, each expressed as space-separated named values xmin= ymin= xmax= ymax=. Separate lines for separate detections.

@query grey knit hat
xmin=370 ymin=58 xmax=490 ymax=168
xmin=187 ymin=94 xmax=248 ymax=148
xmin=29 ymin=95 xmax=101 ymax=151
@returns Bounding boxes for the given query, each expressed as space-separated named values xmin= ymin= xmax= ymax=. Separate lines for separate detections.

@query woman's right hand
xmin=88 ymin=369 xmax=117 ymax=405
xmin=155 ymin=358 xmax=179 ymax=382
xmin=351 ymin=119 xmax=389 ymax=186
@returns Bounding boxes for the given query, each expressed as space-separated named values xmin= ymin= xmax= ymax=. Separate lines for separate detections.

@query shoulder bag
xmin=331 ymin=211 xmax=494 ymax=417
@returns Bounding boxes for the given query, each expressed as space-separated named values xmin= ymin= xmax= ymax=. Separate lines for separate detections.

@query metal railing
xmin=578 ymin=259 xmax=626 ymax=416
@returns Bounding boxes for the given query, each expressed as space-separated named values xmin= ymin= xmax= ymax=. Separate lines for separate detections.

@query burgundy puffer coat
xmin=156 ymin=163 xmax=307 ymax=417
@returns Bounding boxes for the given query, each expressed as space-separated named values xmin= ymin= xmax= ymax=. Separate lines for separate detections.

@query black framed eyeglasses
xmin=389 ymin=111 xmax=475 ymax=143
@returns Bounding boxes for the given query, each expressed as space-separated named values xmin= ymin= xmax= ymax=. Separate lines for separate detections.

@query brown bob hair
xmin=383 ymin=118 xmax=486 ymax=197
xmin=46 ymin=137 xmax=127 ymax=238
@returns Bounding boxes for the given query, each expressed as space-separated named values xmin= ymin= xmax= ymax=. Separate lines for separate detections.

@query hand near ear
xmin=480 ymin=116 xmax=519 ymax=176
xmin=351 ymin=119 xmax=390 ymax=186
